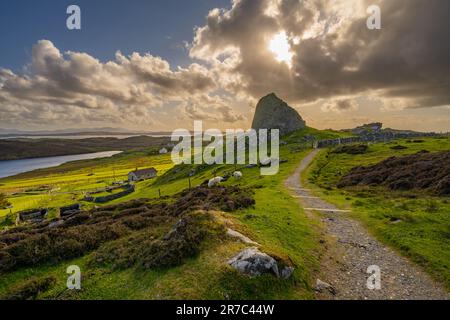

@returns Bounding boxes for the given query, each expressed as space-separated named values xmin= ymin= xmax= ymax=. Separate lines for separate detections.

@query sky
xmin=0 ymin=0 xmax=449 ymax=132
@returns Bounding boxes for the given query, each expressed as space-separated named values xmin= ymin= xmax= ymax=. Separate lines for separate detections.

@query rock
xmin=315 ymin=279 xmax=336 ymax=295
xmin=163 ymin=218 xmax=188 ymax=240
xmin=352 ymin=122 xmax=383 ymax=135
xmin=48 ymin=220 xmax=64 ymax=229
xmin=251 ymin=93 xmax=306 ymax=136
xmin=228 ymin=247 xmax=278 ymax=277
xmin=280 ymin=266 xmax=295 ymax=279
xmin=59 ymin=203 xmax=81 ymax=217
xmin=228 ymin=247 xmax=294 ymax=279
xmin=226 ymin=228 xmax=259 ymax=245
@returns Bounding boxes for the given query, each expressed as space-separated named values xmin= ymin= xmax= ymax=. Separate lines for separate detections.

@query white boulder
xmin=228 ymin=247 xmax=294 ymax=279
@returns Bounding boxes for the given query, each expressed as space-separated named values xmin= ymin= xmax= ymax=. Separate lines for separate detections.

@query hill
xmin=0 ymin=136 xmax=171 ymax=161
xmin=0 ymin=125 xmax=448 ymax=298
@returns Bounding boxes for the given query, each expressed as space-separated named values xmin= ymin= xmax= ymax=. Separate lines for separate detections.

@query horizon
xmin=1 ymin=0 xmax=449 ymax=133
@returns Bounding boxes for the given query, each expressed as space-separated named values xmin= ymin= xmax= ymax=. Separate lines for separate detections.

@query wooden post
xmin=188 ymin=177 xmax=191 ymax=190
xmin=158 ymin=189 xmax=161 ymax=198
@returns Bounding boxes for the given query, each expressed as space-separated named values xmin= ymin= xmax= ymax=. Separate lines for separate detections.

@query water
xmin=0 ymin=151 xmax=122 ymax=179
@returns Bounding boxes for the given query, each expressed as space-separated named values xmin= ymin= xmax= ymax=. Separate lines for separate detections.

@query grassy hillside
xmin=0 ymin=128 xmax=347 ymax=300
xmin=304 ymin=137 xmax=450 ymax=289
xmin=0 ymin=151 xmax=174 ymax=221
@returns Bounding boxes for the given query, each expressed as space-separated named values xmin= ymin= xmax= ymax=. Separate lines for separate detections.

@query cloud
xmin=0 ymin=40 xmax=242 ymax=129
xmin=321 ymin=99 xmax=359 ymax=113
xmin=181 ymin=93 xmax=246 ymax=123
xmin=1 ymin=0 xmax=449 ymax=131
xmin=190 ymin=0 xmax=450 ymax=111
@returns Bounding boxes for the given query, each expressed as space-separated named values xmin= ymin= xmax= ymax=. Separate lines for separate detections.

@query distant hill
xmin=0 ymin=127 xmax=171 ymax=137
xmin=0 ymin=136 xmax=171 ymax=161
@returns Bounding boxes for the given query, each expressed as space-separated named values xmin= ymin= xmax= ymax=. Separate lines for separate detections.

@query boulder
xmin=48 ymin=220 xmax=64 ymax=229
xmin=228 ymin=247 xmax=294 ymax=279
xmin=251 ymin=93 xmax=306 ymax=136
xmin=315 ymin=279 xmax=336 ymax=295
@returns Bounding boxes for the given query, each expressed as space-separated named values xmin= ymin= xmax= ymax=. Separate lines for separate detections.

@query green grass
xmin=0 ymin=130 xmax=327 ymax=299
xmin=304 ymin=137 xmax=450 ymax=289
xmin=0 ymin=151 xmax=174 ymax=219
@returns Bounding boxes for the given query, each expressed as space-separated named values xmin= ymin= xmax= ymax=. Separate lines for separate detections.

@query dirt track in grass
xmin=285 ymin=149 xmax=448 ymax=300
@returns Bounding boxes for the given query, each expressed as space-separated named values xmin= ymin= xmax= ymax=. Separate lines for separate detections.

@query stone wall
xmin=84 ymin=185 xmax=135 ymax=203
xmin=315 ymin=132 xmax=438 ymax=149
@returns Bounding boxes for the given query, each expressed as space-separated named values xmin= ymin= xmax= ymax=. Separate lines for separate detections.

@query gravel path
xmin=285 ymin=149 xmax=448 ymax=300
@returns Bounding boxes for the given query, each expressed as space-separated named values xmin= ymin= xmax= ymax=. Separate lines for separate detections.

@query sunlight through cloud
xmin=268 ymin=31 xmax=293 ymax=67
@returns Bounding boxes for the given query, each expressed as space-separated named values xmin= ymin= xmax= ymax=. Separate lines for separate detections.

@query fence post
xmin=158 ymin=189 xmax=161 ymax=198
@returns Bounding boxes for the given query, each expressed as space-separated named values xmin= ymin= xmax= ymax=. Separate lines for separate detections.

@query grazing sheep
xmin=208 ymin=177 xmax=223 ymax=188
xmin=259 ymin=158 xmax=272 ymax=166
xmin=233 ymin=171 xmax=243 ymax=179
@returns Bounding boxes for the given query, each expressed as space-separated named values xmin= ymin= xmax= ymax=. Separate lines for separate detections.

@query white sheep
xmin=259 ymin=158 xmax=272 ymax=166
xmin=233 ymin=171 xmax=243 ymax=179
xmin=208 ymin=177 xmax=223 ymax=188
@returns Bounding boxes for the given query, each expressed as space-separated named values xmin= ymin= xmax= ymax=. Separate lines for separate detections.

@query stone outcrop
xmin=251 ymin=93 xmax=306 ymax=136
xmin=228 ymin=247 xmax=294 ymax=279
xmin=315 ymin=279 xmax=336 ymax=295
xmin=226 ymin=228 xmax=259 ymax=245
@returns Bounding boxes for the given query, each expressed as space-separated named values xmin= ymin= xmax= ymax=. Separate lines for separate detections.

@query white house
xmin=128 ymin=168 xmax=157 ymax=182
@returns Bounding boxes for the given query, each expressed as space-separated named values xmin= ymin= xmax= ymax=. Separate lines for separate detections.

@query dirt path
xmin=285 ymin=149 xmax=448 ymax=300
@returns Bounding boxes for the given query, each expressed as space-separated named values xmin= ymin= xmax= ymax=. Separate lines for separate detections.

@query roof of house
xmin=129 ymin=168 xmax=157 ymax=177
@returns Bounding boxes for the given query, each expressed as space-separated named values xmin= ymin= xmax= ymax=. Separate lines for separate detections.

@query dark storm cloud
xmin=191 ymin=0 xmax=450 ymax=109
xmin=1 ymin=0 xmax=448 ymax=130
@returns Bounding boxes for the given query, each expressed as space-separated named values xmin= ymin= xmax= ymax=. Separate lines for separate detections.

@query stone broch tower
xmin=251 ymin=93 xmax=306 ymax=136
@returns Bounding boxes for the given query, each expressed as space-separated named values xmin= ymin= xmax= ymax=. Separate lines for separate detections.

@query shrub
xmin=2 ymin=276 xmax=56 ymax=300
xmin=390 ymin=145 xmax=408 ymax=150
xmin=90 ymin=211 xmax=225 ymax=271
xmin=139 ymin=211 xmax=225 ymax=269
xmin=0 ymin=186 xmax=253 ymax=273
xmin=0 ymin=193 xmax=11 ymax=209
xmin=425 ymin=200 xmax=439 ymax=213
xmin=332 ymin=144 xmax=368 ymax=155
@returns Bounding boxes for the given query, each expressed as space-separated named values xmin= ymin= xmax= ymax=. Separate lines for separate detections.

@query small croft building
xmin=128 ymin=168 xmax=157 ymax=182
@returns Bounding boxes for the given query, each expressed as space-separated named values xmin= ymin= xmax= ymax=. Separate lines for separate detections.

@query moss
xmin=331 ymin=144 xmax=368 ymax=155
xmin=1 ymin=276 xmax=56 ymax=300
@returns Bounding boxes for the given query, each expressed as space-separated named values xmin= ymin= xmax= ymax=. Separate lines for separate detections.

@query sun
xmin=268 ymin=31 xmax=293 ymax=67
